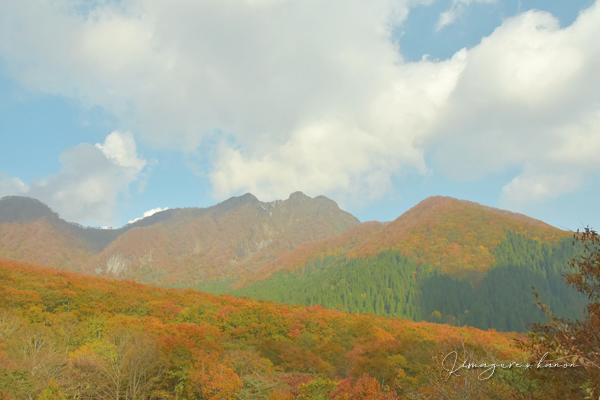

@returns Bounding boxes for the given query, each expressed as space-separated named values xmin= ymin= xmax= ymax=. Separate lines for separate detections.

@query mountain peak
xmin=411 ymin=196 xmax=555 ymax=228
xmin=288 ymin=191 xmax=310 ymax=203
xmin=347 ymin=195 xmax=566 ymax=280
xmin=240 ymin=193 xmax=260 ymax=202
xmin=0 ymin=196 xmax=59 ymax=224
xmin=208 ymin=193 xmax=261 ymax=218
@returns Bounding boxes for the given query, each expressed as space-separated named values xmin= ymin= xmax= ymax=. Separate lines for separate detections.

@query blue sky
xmin=0 ymin=0 xmax=599 ymax=231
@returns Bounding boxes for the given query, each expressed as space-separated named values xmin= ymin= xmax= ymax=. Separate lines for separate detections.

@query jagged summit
xmin=0 ymin=192 xmax=351 ymax=230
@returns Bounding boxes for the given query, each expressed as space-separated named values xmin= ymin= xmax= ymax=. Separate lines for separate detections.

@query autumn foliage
xmin=0 ymin=257 xmax=529 ymax=399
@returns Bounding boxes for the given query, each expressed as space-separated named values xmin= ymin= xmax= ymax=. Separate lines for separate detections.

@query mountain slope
xmin=226 ymin=197 xmax=583 ymax=333
xmin=0 ymin=256 xmax=529 ymax=399
xmin=0 ymin=197 xmax=92 ymax=270
xmin=0 ymin=192 xmax=360 ymax=287
xmin=232 ymin=232 xmax=586 ymax=332
xmin=347 ymin=196 xmax=567 ymax=279
xmin=240 ymin=196 xmax=568 ymax=286
xmin=0 ymin=196 xmax=178 ymax=251
xmin=87 ymin=192 xmax=359 ymax=286
xmin=236 ymin=220 xmax=386 ymax=288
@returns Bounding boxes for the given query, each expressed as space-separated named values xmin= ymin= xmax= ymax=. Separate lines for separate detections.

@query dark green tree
xmin=523 ymin=227 xmax=600 ymax=399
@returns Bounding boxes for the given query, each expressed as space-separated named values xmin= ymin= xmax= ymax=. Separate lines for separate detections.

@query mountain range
xmin=0 ymin=192 xmax=582 ymax=332
xmin=0 ymin=192 xmax=358 ymax=285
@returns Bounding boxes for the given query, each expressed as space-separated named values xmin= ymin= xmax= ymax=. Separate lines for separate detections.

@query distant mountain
xmin=0 ymin=195 xmax=176 ymax=251
xmin=231 ymin=196 xmax=583 ymax=332
xmin=0 ymin=196 xmax=91 ymax=269
xmin=0 ymin=195 xmax=182 ymax=271
xmin=0 ymin=196 xmax=60 ymax=224
xmin=0 ymin=192 xmax=359 ymax=286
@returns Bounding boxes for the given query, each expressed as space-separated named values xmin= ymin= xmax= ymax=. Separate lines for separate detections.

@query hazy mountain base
xmin=231 ymin=231 xmax=587 ymax=332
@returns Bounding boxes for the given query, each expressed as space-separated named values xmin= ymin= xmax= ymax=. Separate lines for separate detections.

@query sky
xmin=0 ymin=0 xmax=599 ymax=231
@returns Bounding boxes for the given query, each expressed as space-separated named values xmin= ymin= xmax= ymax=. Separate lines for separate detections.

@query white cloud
xmin=95 ymin=131 xmax=147 ymax=170
xmin=0 ymin=173 xmax=28 ymax=195
xmin=0 ymin=0 xmax=599 ymax=212
xmin=0 ymin=0 xmax=442 ymax=202
xmin=499 ymin=166 xmax=583 ymax=209
xmin=429 ymin=2 xmax=600 ymax=207
xmin=0 ymin=131 xmax=146 ymax=225
xmin=128 ymin=207 xmax=169 ymax=224
xmin=210 ymin=48 xmax=467 ymax=201
xmin=436 ymin=0 xmax=498 ymax=31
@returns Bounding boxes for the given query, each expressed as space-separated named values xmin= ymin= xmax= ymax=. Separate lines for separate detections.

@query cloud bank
xmin=0 ymin=0 xmax=599 ymax=217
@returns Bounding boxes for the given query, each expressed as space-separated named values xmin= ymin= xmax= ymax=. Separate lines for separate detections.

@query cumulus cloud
xmin=0 ymin=0 xmax=599 ymax=212
xmin=95 ymin=132 xmax=147 ymax=171
xmin=429 ymin=2 xmax=600 ymax=208
xmin=0 ymin=0 xmax=442 ymax=203
xmin=210 ymin=49 xmax=467 ymax=201
xmin=0 ymin=131 xmax=146 ymax=225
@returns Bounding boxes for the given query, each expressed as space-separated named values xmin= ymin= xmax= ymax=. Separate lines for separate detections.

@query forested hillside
xmin=0 ymin=257 xmax=533 ymax=399
xmin=239 ymin=196 xmax=569 ymax=289
xmin=233 ymin=232 xmax=587 ymax=332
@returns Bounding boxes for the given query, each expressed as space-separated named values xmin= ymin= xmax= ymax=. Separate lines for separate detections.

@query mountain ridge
xmin=0 ymin=193 xmax=570 ymax=288
xmin=0 ymin=192 xmax=360 ymax=285
xmin=237 ymin=195 xmax=568 ymax=287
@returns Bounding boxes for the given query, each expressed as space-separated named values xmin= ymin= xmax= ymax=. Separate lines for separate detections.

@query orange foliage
xmin=190 ymin=351 xmax=243 ymax=400
xmin=330 ymin=374 xmax=399 ymax=399
xmin=0 ymin=220 xmax=90 ymax=270
xmin=347 ymin=196 xmax=568 ymax=282
xmin=0 ymin=257 xmax=528 ymax=399
xmin=236 ymin=221 xmax=385 ymax=288
xmin=84 ymin=193 xmax=359 ymax=287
